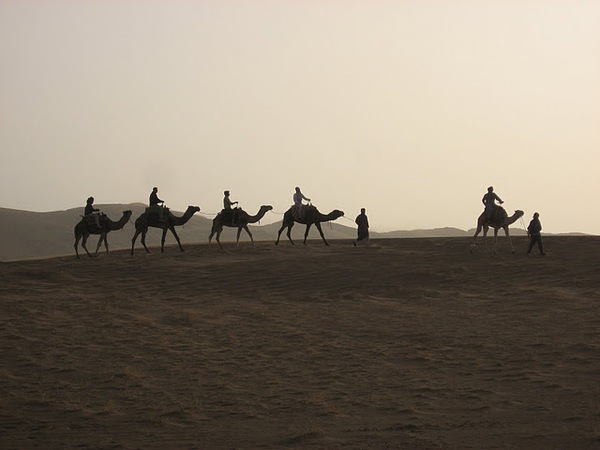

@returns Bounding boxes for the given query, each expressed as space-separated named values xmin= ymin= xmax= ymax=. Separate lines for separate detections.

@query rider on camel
xmin=149 ymin=187 xmax=165 ymax=220
xmin=482 ymin=186 xmax=504 ymax=220
xmin=84 ymin=196 xmax=102 ymax=228
xmin=293 ymin=186 xmax=311 ymax=220
xmin=222 ymin=190 xmax=239 ymax=225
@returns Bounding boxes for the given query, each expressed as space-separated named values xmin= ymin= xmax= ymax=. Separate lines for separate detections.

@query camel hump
xmin=84 ymin=213 xmax=105 ymax=226
xmin=490 ymin=206 xmax=507 ymax=223
xmin=145 ymin=206 xmax=169 ymax=214
xmin=144 ymin=206 xmax=170 ymax=225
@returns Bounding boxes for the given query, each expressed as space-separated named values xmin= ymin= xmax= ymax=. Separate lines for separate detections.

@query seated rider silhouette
xmin=293 ymin=186 xmax=311 ymax=220
xmin=482 ymin=186 xmax=503 ymax=221
xmin=84 ymin=196 xmax=103 ymax=228
xmin=222 ymin=190 xmax=239 ymax=225
xmin=149 ymin=187 xmax=165 ymax=221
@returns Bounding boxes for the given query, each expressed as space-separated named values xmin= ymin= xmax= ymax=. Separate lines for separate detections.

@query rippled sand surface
xmin=1 ymin=236 xmax=599 ymax=449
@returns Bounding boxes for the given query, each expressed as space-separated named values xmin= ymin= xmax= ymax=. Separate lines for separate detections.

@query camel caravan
xmin=74 ymin=185 xmax=536 ymax=258
xmin=74 ymin=186 xmax=347 ymax=258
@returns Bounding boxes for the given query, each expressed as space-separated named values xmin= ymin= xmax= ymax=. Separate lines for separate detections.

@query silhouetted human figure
xmin=222 ymin=190 xmax=239 ymax=225
xmin=482 ymin=186 xmax=504 ymax=220
xmin=527 ymin=212 xmax=545 ymax=255
xmin=353 ymin=208 xmax=369 ymax=246
xmin=149 ymin=187 xmax=165 ymax=220
xmin=293 ymin=186 xmax=311 ymax=220
xmin=84 ymin=196 xmax=102 ymax=228
xmin=149 ymin=187 xmax=164 ymax=207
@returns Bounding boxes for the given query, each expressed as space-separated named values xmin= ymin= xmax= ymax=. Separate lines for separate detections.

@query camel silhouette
xmin=275 ymin=205 xmax=344 ymax=246
xmin=74 ymin=210 xmax=132 ymax=259
xmin=130 ymin=205 xmax=200 ymax=255
xmin=208 ymin=205 xmax=273 ymax=250
xmin=471 ymin=206 xmax=524 ymax=254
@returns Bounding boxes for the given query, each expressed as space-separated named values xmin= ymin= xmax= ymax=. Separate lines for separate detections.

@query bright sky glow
xmin=1 ymin=1 xmax=599 ymax=233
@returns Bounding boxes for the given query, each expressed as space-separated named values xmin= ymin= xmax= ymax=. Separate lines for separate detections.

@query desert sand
xmin=1 ymin=236 xmax=599 ymax=449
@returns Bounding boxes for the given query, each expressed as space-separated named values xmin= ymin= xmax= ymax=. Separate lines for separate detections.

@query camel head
xmin=123 ymin=210 xmax=133 ymax=219
xmin=330 ymin=209 xmax=345 ymax=220
xmin=260 ymin=205 xmax=274 ymax=212
xmin=186 ymin=206 xmax=201 ymax=214
xmin=503 ymin=209 xmax=525 ymax=226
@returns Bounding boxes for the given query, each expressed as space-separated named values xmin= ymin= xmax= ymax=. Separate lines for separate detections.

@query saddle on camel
xmin=145 ymin=205 xmax=169 ymax=224
xmin=219 ymin=208 xmax=240 ymax=226
xmin=83 ymin=213 xmax=107 ymax=232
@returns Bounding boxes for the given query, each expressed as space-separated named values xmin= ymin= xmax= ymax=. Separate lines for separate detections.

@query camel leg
xmin=238 ymin=226 xmax=253 ymax=246
xmin=81 ymin=235 xmax=93 ymax=258
xmin=103 ymin=234 xmax=110 ymax=254
xmin=286 ymin=223 xmax=296 ymax=245
xmin=131 ymin=230 xmax=140 ymax=255
xmin=141 ymin=231 xmax=151 ymax=253
xmin=215 ymin=231 xmax=224 ymax=250
xmin=276 ymin=222 xmax=295 ymax=245
xmin=481 ymin=226 xmax=490 ymax=252
xmin=314 ymin=222 xmax=329 ymax=246
xmin=94 ymin=234 xmax=104 ymax=257
xmin=161 ymin=228 xmax=168 ymax=252
xmin=275 ymin=225 xmax=286 ymax=245
xmin=470 ymin=225 xmax=483 ymax=253
xmin=303 ymin=223 xmax=313 ymax=245
xmin=504 ymin=227 xmax=515 ymax=254
xmin=95 ymin=232 xmax=110 ymax=257
xmin=472 ymin=226 xmax=483 ymax=241
xmin=169 ymin=226 xmax=185 ymax=252
xmin=74 ymin=234 xmax=82 ymax=259
xmin=493 ymin=229 xmax=499 ymax=254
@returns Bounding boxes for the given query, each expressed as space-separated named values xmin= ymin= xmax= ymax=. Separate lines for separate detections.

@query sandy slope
xmin=1 ymin=237 xmax=599 ymax=449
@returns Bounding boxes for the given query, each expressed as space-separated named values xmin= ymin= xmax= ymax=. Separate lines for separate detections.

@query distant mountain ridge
xmin=1 ymin=204 xmax=527 ymax=261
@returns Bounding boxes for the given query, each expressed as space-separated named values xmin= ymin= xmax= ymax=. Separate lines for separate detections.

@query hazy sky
xmin=1 ymin=1 xmax=599 ymax=234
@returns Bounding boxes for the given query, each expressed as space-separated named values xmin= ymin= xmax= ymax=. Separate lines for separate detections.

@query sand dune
xmin=1 ymin=236 xmax=599 ymax=448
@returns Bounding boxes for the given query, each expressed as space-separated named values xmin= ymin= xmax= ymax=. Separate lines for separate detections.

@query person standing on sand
xmin=482 ymin=186 xmax=504 ymax=220
xmin=353 ymin=208 xmax=369 ymax=246
xmin=527 ymin=212 xmax=546 ymax=255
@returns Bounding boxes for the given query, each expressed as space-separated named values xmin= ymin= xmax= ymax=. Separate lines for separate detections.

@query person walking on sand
xmin=482 ymin=186 xmax=504 ymax=220
xmin=293 ymin=186 xmax=311 ymax=220
xmin=527 ymin=212 xmax=545 ymax=255
xmin=353 ymin=208 xmax=369 ymax=246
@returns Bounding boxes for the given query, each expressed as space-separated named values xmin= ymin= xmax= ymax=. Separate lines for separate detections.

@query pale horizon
xmin=1 ymin=1 xmax=599 ymax=234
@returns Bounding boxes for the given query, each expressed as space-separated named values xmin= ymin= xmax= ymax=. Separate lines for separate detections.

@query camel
xmin=208 ymin=205 xmax=273 ymax=250
xmin=130 ymin=205 xmax=200 ymax=255
xmin=74 ymin=210 xmax=132 ymax=259
xmin=470 ymin=206 xmax=524 ymax=254
xmin=275 ymin=205 xmax=344 ymax=246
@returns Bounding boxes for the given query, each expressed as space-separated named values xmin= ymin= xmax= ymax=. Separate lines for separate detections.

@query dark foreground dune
xmin=1 ymin=236 xmax=599 ymax=449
